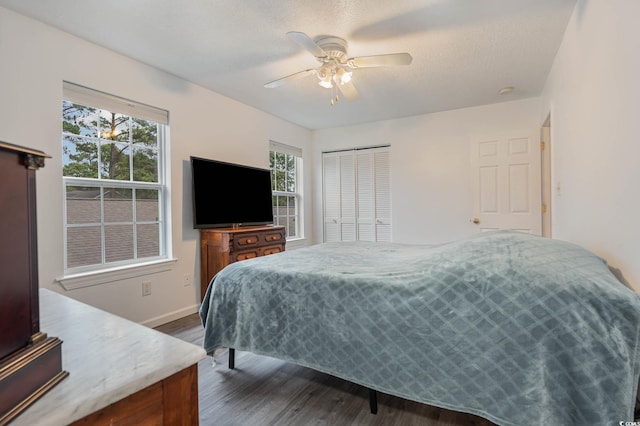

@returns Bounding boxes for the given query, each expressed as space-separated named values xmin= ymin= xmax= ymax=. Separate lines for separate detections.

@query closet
xmin=322 ymin=146 xmax=391 ymax=242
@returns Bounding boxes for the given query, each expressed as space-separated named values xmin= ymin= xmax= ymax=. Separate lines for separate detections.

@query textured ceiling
xmin=0 ymin=0 xmax=577 ymax=129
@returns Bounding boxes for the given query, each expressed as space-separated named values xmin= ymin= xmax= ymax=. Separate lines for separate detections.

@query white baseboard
xmin=141 ymin=304 xmax=200 ymax=328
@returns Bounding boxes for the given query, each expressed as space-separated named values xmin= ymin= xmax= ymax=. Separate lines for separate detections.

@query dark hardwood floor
xmin=155 ymin=314 xmax=495 ymax=426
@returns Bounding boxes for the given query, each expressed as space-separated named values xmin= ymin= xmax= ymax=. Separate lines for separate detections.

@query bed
xmin=199 ymin=231 xmax=640 ymax=425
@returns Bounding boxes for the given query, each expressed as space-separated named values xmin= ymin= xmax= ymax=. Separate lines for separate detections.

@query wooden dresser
xmin=199 ymin=225 xmax=285 ymax=299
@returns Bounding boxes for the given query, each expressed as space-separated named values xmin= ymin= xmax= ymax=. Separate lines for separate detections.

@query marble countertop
xmin=12 ymin=289 xmax=206 ymax=425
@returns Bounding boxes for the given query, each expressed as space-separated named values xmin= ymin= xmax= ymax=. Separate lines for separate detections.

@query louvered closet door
xmin=323 ymin=154 xmax=340 ymax=242
xmin=373 ymin=148 xmax=391 ymax=242
xmin=323 ymin=152 xmax=356 ymax=242
xmin=323 ymin=147 xmax=391 ymax=242
xmin=356 ymin=150 xmax=374 ymax=241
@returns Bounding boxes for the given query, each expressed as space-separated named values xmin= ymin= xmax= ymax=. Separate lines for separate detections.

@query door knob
xmin=471 ymin=218 xmax=480 ymax=224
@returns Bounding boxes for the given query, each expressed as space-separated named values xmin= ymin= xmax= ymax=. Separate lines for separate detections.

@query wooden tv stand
xmin=199 ymin=225 xmax=285 ymax=299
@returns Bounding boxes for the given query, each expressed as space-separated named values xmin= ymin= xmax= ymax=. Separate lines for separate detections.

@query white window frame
xmin=57 ymin=82 xmax=174 ymax=290
xmin=269 ymin=140 xmax=303 ymax=241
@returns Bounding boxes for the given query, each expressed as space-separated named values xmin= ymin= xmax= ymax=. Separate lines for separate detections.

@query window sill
xmin=56 ymin=258 xmax=178 ymax=290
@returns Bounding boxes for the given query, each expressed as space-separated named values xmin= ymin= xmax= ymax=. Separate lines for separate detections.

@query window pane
xmin=105 ymin=224 xmax=133 ymax=262
xmin=104 ymin=188 xmax=133 ymax=222
xmin=66 ymin=186 xmax=100 ymax=224
xmin=272 ymin=195 xmax=281 ymax=217
xmin=100 ymin=142 xmax=131 ymax=180
xmin=136 ymin=189 xmax=159 ymax=222
xmin=286 ymin=155 xmax=295 ymax=170
xmin=63 ymin=135 xmax=99 ymax=178
xmin=275 ymin=170 xmax=286 ymax=191
xmin=67 ymin=226 xmax=102 ymax=268
xmin=132 ymin=146 xmax=158 ymax=182
xmin=99 ymin=110 xmax=129 ymax=141
xmin=137 ymin=224 xmax=159 ymax=258
xmin=288 ymin=217 xmax=297 ymax=238
xmin=275 ymin=152 xmax=285 ymax=171
xmin=271 ymin=164 xmax=276 ymax=190
xmin=286 ymin=157 xmax=296 ymax=192
xmin=132 ymin=118 xmax=158 ymax=147
xmin=62 ymin=101 xmax=98 ymax=137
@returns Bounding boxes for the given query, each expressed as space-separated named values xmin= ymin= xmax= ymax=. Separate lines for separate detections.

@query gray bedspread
xmin=199 ymin=231 xmax=640 ymax=425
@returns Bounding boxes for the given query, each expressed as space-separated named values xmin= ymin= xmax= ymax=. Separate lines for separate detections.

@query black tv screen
xmin=191 ymin=156 xmax=274 ymax=228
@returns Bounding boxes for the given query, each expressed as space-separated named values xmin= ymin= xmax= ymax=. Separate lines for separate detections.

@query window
xmin=269 ymin=141 xmax=302 ymax=240
xmin=61 ymin=82 xmax=170 ymax=275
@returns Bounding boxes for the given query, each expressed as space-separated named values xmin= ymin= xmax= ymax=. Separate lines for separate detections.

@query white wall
xmin=0 ymin=7 xmax=313 ymax=325
xmin=540 ymin=0 xmax=640 ymax=291
xmin=312 ymin=98 xmax=542 ymax=245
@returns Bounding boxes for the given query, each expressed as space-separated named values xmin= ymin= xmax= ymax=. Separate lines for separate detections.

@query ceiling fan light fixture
xmin=335 ymin=67 xmax=352 ymax=85
xmin=317 ymin=63 xmax=335 ymax=88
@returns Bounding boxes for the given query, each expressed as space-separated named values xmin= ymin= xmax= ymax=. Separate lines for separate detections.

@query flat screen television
xmin=191 ymin=156 xmax=274 ymax=229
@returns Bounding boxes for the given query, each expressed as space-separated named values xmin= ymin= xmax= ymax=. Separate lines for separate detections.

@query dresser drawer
xmin=262 ymin=230 xmax=285 ymax=244
xmin=260 ymin=244 xmax=284 ymax=256
xmin=230 ymin=249 xmax=260 ymax=263
xmin=230 ymin=244 xmax=284 ymax=263
xmin=232 ymin=233 xmax=261 ymax=251
xmin=232 ymin=229 xmax=285 ymax=251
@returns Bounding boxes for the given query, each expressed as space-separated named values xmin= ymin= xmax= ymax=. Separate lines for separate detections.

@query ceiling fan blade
xmin=264 ymin=69 xmax=317 ymax=89
xmin=286 ymin=31 xmax=327 ymax=59
xmin=347 ymin=52 xmax=413 ymax=68
xmin=337 ymin=81 xmax=360 ymax=102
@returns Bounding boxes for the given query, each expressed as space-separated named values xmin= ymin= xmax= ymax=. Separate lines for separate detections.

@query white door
xmin=470 ymin=131 xmax=541 ymax=235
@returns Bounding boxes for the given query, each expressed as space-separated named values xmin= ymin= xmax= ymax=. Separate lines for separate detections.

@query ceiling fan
xmin=265 ymin=32 xmax=413 ymax=105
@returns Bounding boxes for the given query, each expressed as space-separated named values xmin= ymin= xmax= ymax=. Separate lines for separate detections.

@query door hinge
xmin=541 ymin=203 xmax=547 ymax=214
xmin=540 ymin=141 xmax=545 ymax=150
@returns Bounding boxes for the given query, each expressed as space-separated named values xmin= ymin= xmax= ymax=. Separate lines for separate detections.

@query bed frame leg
xmin=228 ymin=348 xmax=235 ymax=369
xmin=368 ymin=388 xmax=378 ymax=414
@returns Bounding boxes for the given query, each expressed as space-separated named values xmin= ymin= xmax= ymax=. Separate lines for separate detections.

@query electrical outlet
xmin=184 ymin=273 xmax=192 ymax=287
xmin=142 ymin=281 xmax=152 ymax=296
